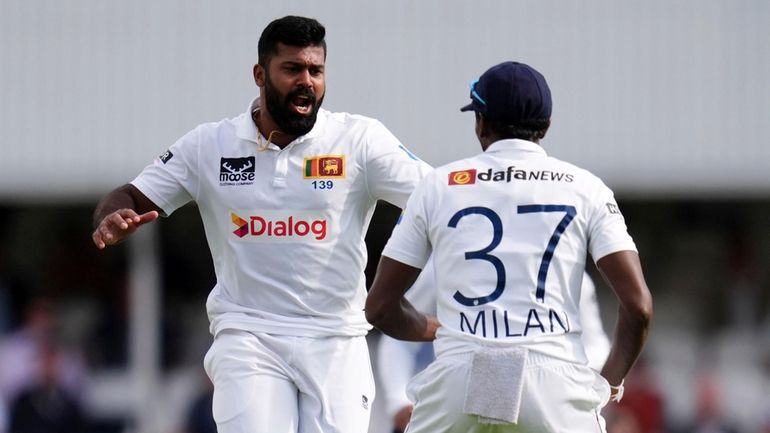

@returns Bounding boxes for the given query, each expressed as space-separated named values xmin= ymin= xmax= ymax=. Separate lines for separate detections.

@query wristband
xmin=609 ymin=379 xmax=625 ymax=402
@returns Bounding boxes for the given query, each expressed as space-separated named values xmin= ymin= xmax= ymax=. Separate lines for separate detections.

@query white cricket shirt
xmin=382 ymin=139 xmax=636 ymax=363
xmin=132 ymin=99 xmax=431 ymax=337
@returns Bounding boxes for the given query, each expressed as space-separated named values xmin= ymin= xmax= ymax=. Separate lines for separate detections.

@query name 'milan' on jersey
xmin=381 ymin=139 xmax=637 ymax=364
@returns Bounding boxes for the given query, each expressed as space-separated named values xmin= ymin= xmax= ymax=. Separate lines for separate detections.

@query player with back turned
xmin=366 ymin=61 xmax=652 ymax=433
xmin=375 ymin=265 xmax=612 ymax=433
xmin=92 ymin=16 xmax=431 ymax=433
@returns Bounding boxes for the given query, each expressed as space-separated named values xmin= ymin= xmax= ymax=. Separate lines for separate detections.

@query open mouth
xmin=291 ymin=95 xmax=314 ymax=115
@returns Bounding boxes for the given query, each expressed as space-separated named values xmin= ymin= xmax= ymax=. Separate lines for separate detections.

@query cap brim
xmin=460 ymin=103 xmax=476 ymax=112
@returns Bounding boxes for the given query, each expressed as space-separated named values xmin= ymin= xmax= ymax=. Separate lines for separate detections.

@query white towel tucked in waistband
xmin=463 ymin=347 xmax=528 ymax=425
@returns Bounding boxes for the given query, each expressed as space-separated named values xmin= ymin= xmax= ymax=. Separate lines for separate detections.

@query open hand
xmin=92 ymin=209 xmax=159 ymax=249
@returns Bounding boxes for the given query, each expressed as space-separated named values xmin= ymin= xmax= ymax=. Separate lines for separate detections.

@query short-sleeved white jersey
xmin=382 ymin=139 xmax=635 ymax=363
xmin=132 ymin=99 xmax=431 ymax=337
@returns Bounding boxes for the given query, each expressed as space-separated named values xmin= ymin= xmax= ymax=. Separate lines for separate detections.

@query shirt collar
xmin=485 ymin=138 xmax=547 ymax=157
xmin=236 ymin=97 xmax=327 ymax=145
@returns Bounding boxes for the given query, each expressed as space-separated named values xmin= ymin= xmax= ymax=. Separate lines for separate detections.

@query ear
xmin=475 ymin=113 xmax=486 ymax=138
xmin=253 ymin=64 xmax=265 ymax=87
xmin=475 ymin=114 xmax=492 ymax=150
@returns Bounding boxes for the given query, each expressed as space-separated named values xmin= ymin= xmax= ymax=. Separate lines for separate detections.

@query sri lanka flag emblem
xmin=304 ymin=155 xmax=346 ymax=179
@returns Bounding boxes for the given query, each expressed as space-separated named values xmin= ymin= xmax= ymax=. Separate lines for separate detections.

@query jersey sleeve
xmin=380 ymin=172 xmax=438 ymax=269
xmin=586 ymin=182 xmax=637 ymax=262
xmin=363 ymin=120 xmax=432 ymax=208
xmin=130 ymin=127 xmax=201 ymax=216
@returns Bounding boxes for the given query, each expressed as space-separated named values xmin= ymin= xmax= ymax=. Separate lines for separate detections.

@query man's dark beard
xmin=264 ymin=74 xmax=324 ymax=136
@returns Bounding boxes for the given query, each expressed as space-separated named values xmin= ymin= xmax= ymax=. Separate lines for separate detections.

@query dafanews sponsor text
xmin=230 ymin=210 xmax=329 ymax=243
xmin=448 ymin=165 xmax=574 ymax=185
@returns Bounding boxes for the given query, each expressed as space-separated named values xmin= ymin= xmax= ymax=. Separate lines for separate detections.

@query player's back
xmin=424 ymin=139 xmax=628 ymax=364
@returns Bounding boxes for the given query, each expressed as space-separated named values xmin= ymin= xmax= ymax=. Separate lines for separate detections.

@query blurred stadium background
xmin=0 ymin=1 xmax=768 ymax=433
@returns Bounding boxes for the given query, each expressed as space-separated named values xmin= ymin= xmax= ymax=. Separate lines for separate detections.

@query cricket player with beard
xmin=366 ymin=61 xmax=652 ymax=433
xmin=92 ymin=16 xmax=430 ymax=433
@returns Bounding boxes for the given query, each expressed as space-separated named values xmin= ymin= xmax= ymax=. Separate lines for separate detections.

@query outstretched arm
xmin=365 ymin=256 xmax=440 ymax=342
xmin=92 ymin=184 xmax=161 ymax=249
xmin=596 ymin=250 xmax=653 ymax=397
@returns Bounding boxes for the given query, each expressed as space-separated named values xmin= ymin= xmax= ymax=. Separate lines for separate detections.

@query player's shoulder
xmin=324 ymin=109 xmax=380 ymax=125
xmin=172 ymin=112 xmax=246 ymax=152
xmin=199 ymin=112 xmax=244 ymax=135
xmin=320 ymin=109 xmax=414 ymax=161
xmin=178 ymin=113 xmax=239 ymax=138
xmin=435 ymin=156 xmax=481 ymax=174
xmin=427 ymin=157 xmax=482 ymax=185
xmin=322 ymin=109 xmax=389 ymax=134
xmin=545 ymin=154 xmax=607 ymax=186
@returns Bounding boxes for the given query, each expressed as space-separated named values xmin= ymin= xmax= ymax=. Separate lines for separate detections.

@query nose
xmin=297 ymin=69 xmax=313 ymax=88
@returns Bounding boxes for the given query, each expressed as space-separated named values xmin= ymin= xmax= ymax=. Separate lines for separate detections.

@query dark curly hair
xmin=258 ymin=16 xmax=326 ymax=67
xmin=477 ymin=112 xmax=551 ymax=141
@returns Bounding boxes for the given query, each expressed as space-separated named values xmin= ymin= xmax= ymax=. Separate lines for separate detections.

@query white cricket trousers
xmin=203 ymin=329 xmax=375 ymax=433
xmin=405 ymin=350 xmax=611 ymax=433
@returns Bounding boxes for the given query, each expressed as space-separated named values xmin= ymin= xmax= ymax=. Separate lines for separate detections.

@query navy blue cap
xmin=460 ymin=61 xmax=552 ymax=124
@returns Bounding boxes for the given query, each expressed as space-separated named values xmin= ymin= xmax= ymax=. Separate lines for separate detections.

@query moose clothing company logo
xmin=303 ymin=155 xmax=345 ymax=179
xmin=230 ymin=210 xmax=329 ymax=243
xmin=220 ymin=157 xmax=256 ymax=186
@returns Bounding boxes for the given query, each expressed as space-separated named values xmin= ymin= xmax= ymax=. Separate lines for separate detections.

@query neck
xmin=480 ymin=135 xmax=498 ymax=152
xmin=252 ymin=110 xmax=296 ymax=148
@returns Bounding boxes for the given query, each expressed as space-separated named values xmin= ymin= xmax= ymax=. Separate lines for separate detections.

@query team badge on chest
xmin=220 ymin=157 xmax=256 ymax=186
xmin=303 ymin=155 xmax=345 ymax=179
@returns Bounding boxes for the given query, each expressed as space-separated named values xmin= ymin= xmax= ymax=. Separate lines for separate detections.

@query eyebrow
xmin=281 ymin=60 xmax=324 ymax=69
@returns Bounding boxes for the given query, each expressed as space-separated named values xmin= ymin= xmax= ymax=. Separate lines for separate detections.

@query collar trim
xmin=235 ymin=97 xmax=327 ymax=145
xmin=486 ymin=139 xmax=547 ymax=156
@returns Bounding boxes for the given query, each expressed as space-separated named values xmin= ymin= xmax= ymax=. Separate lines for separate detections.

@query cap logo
xmin=470 ymin=79 xmax=486 ymax=106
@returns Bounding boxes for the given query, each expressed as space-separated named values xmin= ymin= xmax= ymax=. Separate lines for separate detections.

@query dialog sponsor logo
xmin=230 ymin=210 xmax=329 ymax=242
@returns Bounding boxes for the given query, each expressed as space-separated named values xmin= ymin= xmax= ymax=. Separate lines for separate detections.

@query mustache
xmin=286 ymin=87 xmax=316 ymax=102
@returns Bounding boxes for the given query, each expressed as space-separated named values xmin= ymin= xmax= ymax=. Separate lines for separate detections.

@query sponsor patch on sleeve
xmin=159 ymin=150 xmax=173 ymax=164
